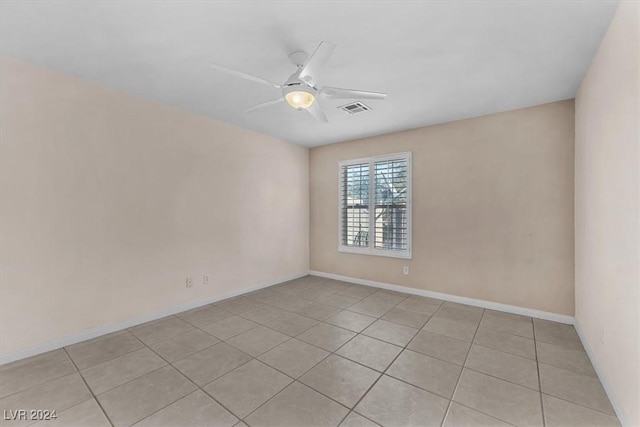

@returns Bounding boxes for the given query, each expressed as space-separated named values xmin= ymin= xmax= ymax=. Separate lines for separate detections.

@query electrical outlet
xmin=403 ymin=265 xmax=409 ymax=275
xmin=203 ymin=274 xmax=209 ymax=285
xmin=186 ymin=277 xmax=193 ymax=288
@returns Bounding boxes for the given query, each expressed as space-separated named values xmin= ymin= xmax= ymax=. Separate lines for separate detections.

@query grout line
xmin=61 ymin=347 xmax=115 ymax=427
xmin=229 ymin=294 xmax=620 ymax=423
xmin=440 ymin=305 xmax=484 ymax=427
xmin=93 ymin=363 xmax=170 ymax=397
xmin=232 ymin=284 xmax=413 ymax=425
xmin=538 ymin=392 xmax=620 ymax=418
xmin=136 ymin=337 xmax=252 ymax=424
xmin=6 ymin=277 xmax=618 ymax=427
xmin=533 ymin=320 xmax=547 ymax=427
xmin=69 ymin=335 xmax=148 ymax=371
xmin=447 ymin=401 xmax=519 ymax=427
xmin=346 ymin=299 xmax=452 ymax=425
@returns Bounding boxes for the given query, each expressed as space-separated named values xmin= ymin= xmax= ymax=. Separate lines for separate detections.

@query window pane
xmin=374 ymin=159 xmax=408 ymax=250
xmin=341 ymin=163 xmax=369 ymax=247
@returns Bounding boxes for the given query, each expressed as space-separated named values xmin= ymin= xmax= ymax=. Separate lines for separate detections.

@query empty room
xmin=0 ymin=1 xmax=638 ymax=427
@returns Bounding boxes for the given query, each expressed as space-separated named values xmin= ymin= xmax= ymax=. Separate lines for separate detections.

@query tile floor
xmin=0 ymin=276 xmax=620 ymax=427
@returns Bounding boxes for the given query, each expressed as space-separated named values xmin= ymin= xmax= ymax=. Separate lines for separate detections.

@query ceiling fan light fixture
xmin=284 ymin=90 xmax=315 ymax=109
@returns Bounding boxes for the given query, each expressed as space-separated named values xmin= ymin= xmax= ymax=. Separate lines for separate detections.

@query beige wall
xmin=0 ymin=56 xmax=309 ymax=356
xmin=575 ymin=2 xmax=639 ymax=426
xmin=311 ymin=100 xmax=575 ymax=315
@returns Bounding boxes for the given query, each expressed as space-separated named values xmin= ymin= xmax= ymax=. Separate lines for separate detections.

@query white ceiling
xmin=0 ymin=1 xmax=618 ymax=147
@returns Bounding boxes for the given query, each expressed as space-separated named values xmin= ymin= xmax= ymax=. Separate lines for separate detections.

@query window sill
xmin=338 ymin=245 xmax=412 ymax=259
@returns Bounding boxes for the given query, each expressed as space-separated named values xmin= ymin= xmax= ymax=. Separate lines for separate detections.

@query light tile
xmin=363 ymin=291 xmax=406 ymax=306
xmin=480 ymin=310 xmax=533 ymax=339
xmin=248 ymin=288 xmax=286 ymax=305
xmin=149 ymin=329 xmax=219 ymax=362
xmin=326 ymin=311 xmax=377 ymax=332
xmin=201 ymin=315 xmax=258 ymax=340
xmin=32 ymin=399 xmax=110 ymax=427
xmin=226 ymin=326 xmax=290 ymax=357
xmin=129 ymin=316 xmax=173 ymax=331
xmin=407 ymin=330 xmax=471 ymax=366
xmin=382 ymin=307 xmax=431 ymax=328
xmin=336 ymin=335 xmax=402 ymax=372
xmin=258 ymin=338 xmax=329 ymax=378
xmin=66 ymin=331 xmax=143 ymax=370
xmin=533 ymin=319 xmax=583 ymax=351
xmin=473 ymin=325 xmax=536 ymax=359
xmin=318 ymin=280 xmax=354 ymax=294
xmin=176 ymin=304 xmax=232 ymax=328
xmin=536 ymin=341 xmax=596 ymax=377
xmin=263 ymin=312 xmax=318 ymax=336
xmin=387 ymin=350 xmax=461 ymax=398
xmin=294 ymin=287 xmax=335 ymax=302
xmin=295 ymin=275 xmax=327 ymax=286
xmin=396 ymin=296 xmax=443 ymax=315
xmin=300 ymin=355 xmax=380 ymax=408
xmin=337 ymin=285 xmax=377 ymax=299
xmin=268 ymin=294 xmax=313 ymax=312
xmin=241 ymin=305 xmax=287 ymax=324
xmin=362 ymin=319 xmax=418 ymax=347
xmin=355 ymin=375 xmax=448 ymax=427
xmin=539 ymin=363 xmax=614 ymax=415
xmin=298 ymin=323 xmax=356 ymax=352
xmin=0 ymin=349 xmax=76 ymax=398
xmin=245 ymin=382 xmax=349 ymax=427
xmin=443 ymin=402 xmax=512 ymax=427
xmin=320 ymin=293 xmax=360 ymax=309
xmin=275 ymin=282 xmax=303 ymax=295
xmin=130 ymin=317 xmax=193 ymax=345
xmin=371 ymin=289 xmax=407 ymax=298
xmin=465 ymin=344 xmax=539 ymax=390
xmin=205 ymin=360 xmax=292 ymax=418
xmin=453 ymin=369 xmax=543 ymax=426
xmin=340 ymin=412 xmax=379 ymax=427
xmin=82 ymin=347 xmax=166 ymax=394
xmin=437 ymin=303 xmax=484 ymax=323
xmin=97 ymin=366 xmax=197 ymax=427
xmin=542 ymin=394 xmax=620 ymax=427
xmin=0 ymin=374 xmax=91 ymax=427
xmin=294 ymin=302 xmax=342 ymax=321
xmin=133 ymin=390 xmax=237 ymax=427
xmin=348 ymin=300 xmax=394 ymax=318
xmin=173 ymin=343 xmax=252 ymax=386
xmin=216 ymin=296 xmax=265 ymax=314
xmin=423 ymin=316 xmax=478 ymax=342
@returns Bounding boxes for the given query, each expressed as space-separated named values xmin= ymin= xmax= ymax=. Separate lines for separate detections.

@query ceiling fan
xmin=210 ymin=41 xmax=387 ymax=123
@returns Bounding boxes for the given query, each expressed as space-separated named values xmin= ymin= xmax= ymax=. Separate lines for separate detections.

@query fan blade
xmin=298 ymin=41 xmax=336 ymax=87
xmin=305 ymin=101 xmax=329 ymax=123
xmin=210 ymin=64 xmax=281 ymax=88
xmin=244 ymin=97 xmax=284 ymax=113
xmin=322 ymin=86 xmax=387 ymax=100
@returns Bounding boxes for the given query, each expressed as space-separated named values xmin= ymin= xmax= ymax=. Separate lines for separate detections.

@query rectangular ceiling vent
xmin=339 ymin=102 xmax=371 ymax=115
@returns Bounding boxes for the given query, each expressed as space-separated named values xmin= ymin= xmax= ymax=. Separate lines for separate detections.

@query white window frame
xmin=338 ymin=152 xmax=412 ymax=259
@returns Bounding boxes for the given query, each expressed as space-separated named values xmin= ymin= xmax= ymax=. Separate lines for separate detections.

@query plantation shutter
xmin=338 ymin=152 xmax=411 ymax=259
xmin=340 ymin=162 xmax=370 ymax=247
xmin=374 ymin=158 xmax=408 ymax=251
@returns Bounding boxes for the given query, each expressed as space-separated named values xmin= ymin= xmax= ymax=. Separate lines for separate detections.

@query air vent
xmin=339 ymin=102 xmax=371 ymax=115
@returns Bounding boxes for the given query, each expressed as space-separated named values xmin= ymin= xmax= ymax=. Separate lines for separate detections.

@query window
xmin=339 ymin=152 xmax=411 ymax=258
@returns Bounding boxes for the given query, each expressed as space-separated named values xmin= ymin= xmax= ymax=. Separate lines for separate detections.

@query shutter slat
xmin=340 ymin=162 xmax=370 ymax=248
xmin=373 ymin=158 xmax=408 ymax=251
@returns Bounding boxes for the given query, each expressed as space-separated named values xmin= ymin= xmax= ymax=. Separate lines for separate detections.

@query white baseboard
xmin=309 ymin=270 xmax=575 ymax=324
xmin=574 ymin=321 xmax=629 ymax=427
xmin=0 ymin=271 xmax=307 ymax=366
